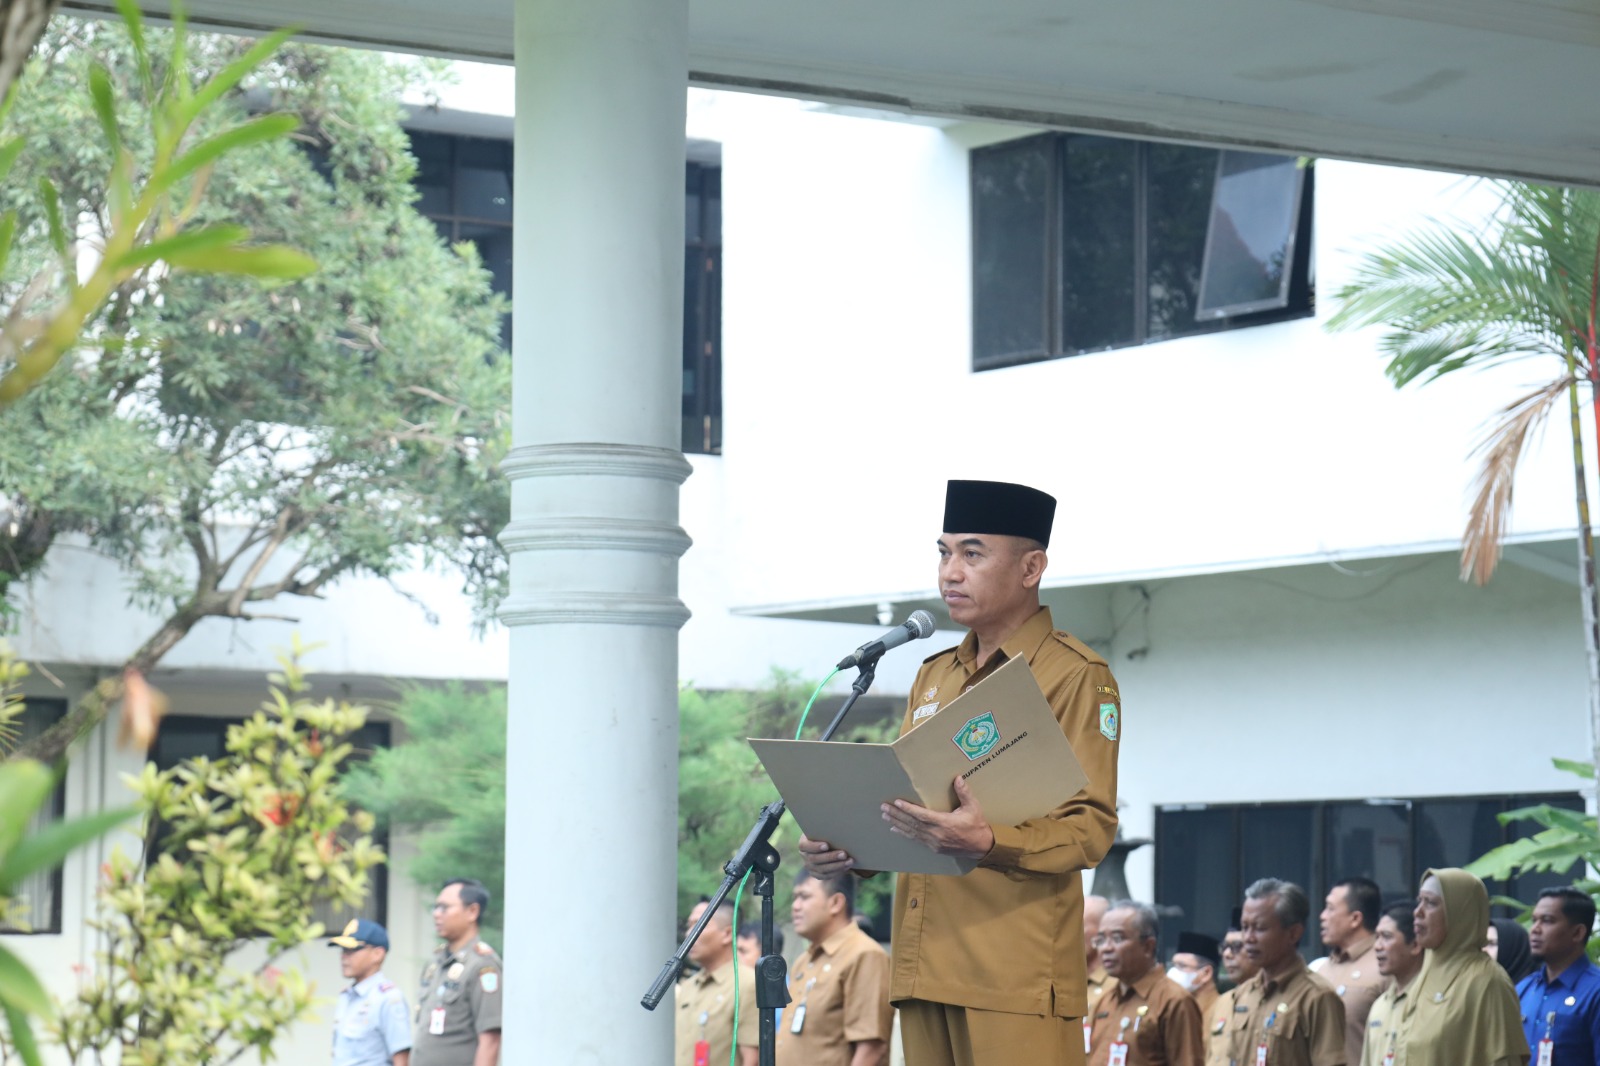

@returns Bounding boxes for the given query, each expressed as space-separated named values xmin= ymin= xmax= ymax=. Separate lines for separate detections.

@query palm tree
xmin=1329 ymin=182 xmax=1600 ymax=774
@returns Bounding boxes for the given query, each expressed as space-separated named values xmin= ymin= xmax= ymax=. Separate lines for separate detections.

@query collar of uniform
xmin=1115 ymin=965 xmax=1165 ymax=1003
xmin=1260 ymin=954 xmax=1310 ymax=996
xmin=1536 ymin=957 xmax=1597 ymax=990
xmin=1088 ymin=963 xmax=1110 ymax=986
xmin=953 ymin=606 xmax=1056 ymax=670
xmin=692 ymin=959 xmax=737 ymax=990
xmin=808 ymin=921 xmax=860 ymax=961
xmin=1330 ymin=932 xmax=1377 ymax=965
xmin=346 ymin=971 xmax=386 ymax=998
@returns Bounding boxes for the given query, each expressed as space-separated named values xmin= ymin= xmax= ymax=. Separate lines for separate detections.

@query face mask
xmin=1166 ymin=966 xmax=1198 ymax=992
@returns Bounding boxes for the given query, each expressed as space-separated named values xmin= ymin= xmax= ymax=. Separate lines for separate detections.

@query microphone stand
xmin=640 ymin=658 xmax=882 ymax=1066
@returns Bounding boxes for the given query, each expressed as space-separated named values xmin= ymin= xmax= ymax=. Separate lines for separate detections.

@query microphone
xmin=836 ymin=610 xmax=936 ymax=670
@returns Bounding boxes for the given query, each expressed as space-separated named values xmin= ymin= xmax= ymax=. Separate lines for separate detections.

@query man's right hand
xmin=797 ymin=835 xmax=855 ymax=877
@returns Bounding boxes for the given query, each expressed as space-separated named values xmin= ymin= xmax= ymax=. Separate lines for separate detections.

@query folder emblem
xmin=953 ymin=712 xmax=1000 ymax=760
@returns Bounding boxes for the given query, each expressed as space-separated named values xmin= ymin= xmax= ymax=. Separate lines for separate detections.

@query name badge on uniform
xmin=1083 ymin=1020 xmax=1092 ymax=1054
xmin=1108 ymin=1041 xmax=1129 ymax=1066
xmin=1538 ymin=1038 xmax=1554 ymax=1066
xmin=430 ymin=1008 xmax=446 ymax=1035
xmin=789 ymin=1005 xmax=806 ymax=1033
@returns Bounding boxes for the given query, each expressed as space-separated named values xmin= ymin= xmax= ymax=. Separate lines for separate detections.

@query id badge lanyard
xmin=1256 ymin=1005 xmax=1282 ymax=1066
xmin=1537 ymin=1010 xmax=1555 ymax=1066
xmin=694 ymin=1010 xmax=710 ymax=1066
xmin=789 ymin=978 xmax=816 ymax=1035
xmin=1108 ymin=1017 xmax=1131 ymax=1066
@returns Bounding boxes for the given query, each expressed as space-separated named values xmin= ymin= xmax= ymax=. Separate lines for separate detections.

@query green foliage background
xmin=344 ymin=674 xmax=900 ymax=949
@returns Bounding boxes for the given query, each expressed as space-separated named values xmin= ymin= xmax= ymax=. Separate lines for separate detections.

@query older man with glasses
xmin=329 ymin=918 xmax=413 ymax=1066
xmin=1206 ymin=914 xmax=1260 ymax=1066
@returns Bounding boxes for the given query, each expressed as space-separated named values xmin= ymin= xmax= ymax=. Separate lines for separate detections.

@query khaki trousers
xmin=898 ymin=1000 xmax=1084 ymax=1066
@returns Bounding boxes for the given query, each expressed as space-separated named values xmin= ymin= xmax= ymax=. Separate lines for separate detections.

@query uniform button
xmin=909 ymin=899 xmax=919 ymax=909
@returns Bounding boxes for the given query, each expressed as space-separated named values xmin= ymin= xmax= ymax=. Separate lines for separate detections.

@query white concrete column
xmin=501 ymin=0 xmax=690 ymax=1062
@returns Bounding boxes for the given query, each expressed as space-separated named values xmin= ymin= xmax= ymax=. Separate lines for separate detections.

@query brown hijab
xmin=1394 ymin=868 xmax=1529 ymax=1066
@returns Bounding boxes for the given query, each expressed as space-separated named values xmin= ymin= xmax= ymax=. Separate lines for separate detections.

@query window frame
xmin=969 ymin=132 xmax=1315 ymax=371
xmin=0 ymin=698 xmax=68 ymax=935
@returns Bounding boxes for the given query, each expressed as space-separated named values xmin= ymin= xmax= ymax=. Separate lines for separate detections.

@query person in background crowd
xmin=1491 ymin=918 xmax=1538 ymax=984
xmin=1169 ymin=931 xmax=1221 ymax=1020
xmin=676 ymin=899 xmax=759 ymax=1066
xmin=777 ymin=871 xmax=893 ymax=1066
xmin=1088 ymin=900 xmax=1203 ymax=1066
xmin=1517 ymin=886 xmax=1600 ymax=1066
xmin=412 ymin=879 xmax=500 ymax=1066
xmin=1315 ymin=877 xmax=1386 ymax=1066
xmin=1393 ymin=868 xmax=1527 ymax=1066
xmin=737 ymin=921 xmax=784 ymax=969
xmin=1087 ymin=894 xmax=1113 ymax=1013
xmin=1205 ymin=915 xmax=1259 ymax=1066
xmin=1359 ymin=901 xmax=1424 ymax=1066
xmin=1226 ymin=878 xmax=1345 ymax=1066
xmin=330 ymin=918 xmax=411 ymax=1066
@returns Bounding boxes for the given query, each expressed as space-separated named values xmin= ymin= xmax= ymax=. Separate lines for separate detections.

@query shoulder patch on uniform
xmin=480 ymin=970 xmax=499 ymax=993
xmin=475 ymin=941 xmax=493 ymax=955
xmin=1098 ymin=702 xmax=1119 ymax=741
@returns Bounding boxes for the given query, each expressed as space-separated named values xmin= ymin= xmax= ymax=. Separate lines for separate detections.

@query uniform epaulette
xmin=1051 ymin=630 xmax=1107 ymax=667
xmin=474 ymin=941 xmax=495 ymax=956
xmin=920 ymin=643 xmax=961 ymax=665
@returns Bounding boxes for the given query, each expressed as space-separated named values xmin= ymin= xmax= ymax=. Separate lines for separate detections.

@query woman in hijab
xmin=1392 ymin=868 xmax=1529 ymax=1065
xmin=1488 ymin=917 xmax=1537 ymax=983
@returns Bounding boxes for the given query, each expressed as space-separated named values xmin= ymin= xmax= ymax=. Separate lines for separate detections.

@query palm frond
xmin=1461 ymin=376 xmax=1574 ymax=585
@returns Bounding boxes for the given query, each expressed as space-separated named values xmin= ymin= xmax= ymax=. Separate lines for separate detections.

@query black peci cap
xmin=942 ymin=480 xmax=1057 ymax=547
xmin=1176 ymin=931 xmax=1221 ymax=968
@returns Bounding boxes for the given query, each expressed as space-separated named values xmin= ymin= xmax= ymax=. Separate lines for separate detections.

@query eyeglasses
xmin=1169 ymin=958 xmax=1203 ymax=972
xmin=1220 ymin=940 xmax=1246 ymax=954
xmin=1090 ymin=932 xmax=1136 ymax=948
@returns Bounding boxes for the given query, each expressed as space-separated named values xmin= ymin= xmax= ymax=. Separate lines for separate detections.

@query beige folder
xmin=748 ymin=655 xmax=1089 ymax=876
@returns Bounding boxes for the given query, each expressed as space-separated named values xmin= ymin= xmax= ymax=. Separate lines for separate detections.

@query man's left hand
xmin=881 ymin=774 xmax=995 ymax=860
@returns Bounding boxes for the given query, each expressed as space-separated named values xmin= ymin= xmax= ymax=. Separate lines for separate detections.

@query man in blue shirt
xmin=331 ymin=918 xmax=413 ymax=1066
xmin=1518 ymin=887 xmax=1600 ymax=1066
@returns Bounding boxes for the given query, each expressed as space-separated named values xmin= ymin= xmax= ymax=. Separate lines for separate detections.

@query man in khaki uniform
xmin=800 ymin=479 xmax=1121 ymax=1066
xmin=1313 ymin=878 xmax=1384 ymax=1066
xmin=1226 ymin=879 xmax=1345 ymax=1066
xmin=1359 ymin=901 xmax=1423 ymax=1066
xmin=1087 ymin=901 xmax=1203 ymax=1066
xmin=1206 ymin=922 xmax=1259 ymax=1066
xmin=412 ymin=879 xmax=501 ymax=1066
xmin=1168 ymin=932 xmax=1222 ymax=1022
xmin=676 ymin=899 xmax=759 ymax=1066
xmin=777 ymin=871 xmax=892 ymax=1066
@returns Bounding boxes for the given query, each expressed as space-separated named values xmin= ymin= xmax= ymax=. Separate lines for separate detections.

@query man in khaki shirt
xmin=1169 ymin=932 xmax=1222 ymax=1022
xmin=777 ymin=871 xmax=892 ymax=1066
xmin=800 ymin=479 xmax=1121 ymax=1066
xmin=1226 ymin=879 xmax=1346 ymax=1066
xmin=1088 ymin=902 xmax=1203 ymax=1066
xmin=1206 ymin=922 xmax=1260 ymax=1066
xmin=1313 ymin=878 xmax=1385 ymax=1066
xmin=676 ymin=900 xmax=758 ymax=1066
xmin=1358 ymin=901 xmax=1423 ymax=1066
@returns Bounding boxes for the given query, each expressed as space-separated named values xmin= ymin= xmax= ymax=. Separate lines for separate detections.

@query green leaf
xmin=0 ymin=999 xmax=43 ymax=1066
xmin=0 ymin=943 xmax=51 ymax=1017
xmin=38 ymin=178 xmax=69 ymax=277
xmin=0 ymin=762 xmax=55 ymax=861
xmin=0 ymin=212 xmax=16 ymax=274
xmin=113 ymin=0 xmax=154 ymax=99
xmin=1552 ymin=757 xmax=1596 ymax=779
xmin=147 ymin=113 xmax=300 ymax=201
xmin=172 ymin=27 xmax=297 ymax=140
xmin=88 ymin=64 xmax=121 ymax=156
xmin=0 ymin=806 xmax=136 ymax=895
xmin=109 ymin=224 xmax=250 ymax=272
xmin=163 ymin=243 xmax=318 ymax=279
xmin=0 ymin=137 xmax=24 ymax=187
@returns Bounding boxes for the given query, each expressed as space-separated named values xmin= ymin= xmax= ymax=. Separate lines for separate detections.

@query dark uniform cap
xmin=942 ymin=480 xmax=1057 ymax=547
xmin=328 ymin=917 xmax=389 ymax=950
xmin=1176 ymin=931 xmax=1221 ymax=968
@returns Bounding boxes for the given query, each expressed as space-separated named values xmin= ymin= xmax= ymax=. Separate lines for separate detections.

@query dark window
xmin=1155 ymin=792 xmax=1582 ymax=956
xmin=970 ymin=133 xmax=1314 ymax=370
xmin=404 ymin=130 xmax=724 ymax=456
xmin=150 ymin=716 xmax=391 ymax=928
xmin=0 ymin=699 xmax=67 ymax=935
